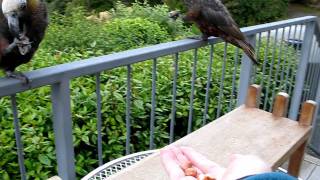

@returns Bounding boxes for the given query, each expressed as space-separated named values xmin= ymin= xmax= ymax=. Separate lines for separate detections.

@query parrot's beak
xmin=7 ymin=14 xmax=22 ymax=39
xmin=169 ymin=11 xmax=181 ymax=20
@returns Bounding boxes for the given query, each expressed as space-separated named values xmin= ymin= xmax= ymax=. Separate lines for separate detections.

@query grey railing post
xmin=289 ymin=22 xmax=316 ymax=120
xmin=51 ymin=80 xmax=76 ymax=180
xmin=310 ymin=63 xmax=320 ymax=154
xmin=310 ymin=43 xmax=320 ymax=153
xmin=237 ymin=34 xmax=256 ymax=106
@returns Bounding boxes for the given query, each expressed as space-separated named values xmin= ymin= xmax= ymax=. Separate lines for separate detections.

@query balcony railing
xmin=0 ymin=16 xmax=319 ymax=180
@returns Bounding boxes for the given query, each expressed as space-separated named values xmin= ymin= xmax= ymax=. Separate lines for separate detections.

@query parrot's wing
xmin=201 ymin=1 xmax=245 ymax=40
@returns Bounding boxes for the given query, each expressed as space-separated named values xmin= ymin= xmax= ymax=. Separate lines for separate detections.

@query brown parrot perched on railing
xmin=166 ymin=0 xmax=258 ymax=64
xmin=0 ymin=0 xmax=48 ymax=83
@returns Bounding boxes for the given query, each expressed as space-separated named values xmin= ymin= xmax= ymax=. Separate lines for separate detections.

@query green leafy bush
xmin=103 ymin=18 xmax=170 ymax=52
xmin=223 ymin=0 xmax=289 ymax=26
xmin=111 ymin=2 xmax=190 ymax=39
xmin=47 ymin=0 xmax=163 ymax=12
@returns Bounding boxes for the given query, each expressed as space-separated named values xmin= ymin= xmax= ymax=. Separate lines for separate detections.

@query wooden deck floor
xmin=282 ymin=154 xmax=320 ymax=180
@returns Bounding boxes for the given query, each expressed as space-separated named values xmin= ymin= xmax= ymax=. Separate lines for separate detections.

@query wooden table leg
xmin=288 ymin=101 xmax=317 ymax=177
xmin=288 ymin=141 xmax=307 ymax=177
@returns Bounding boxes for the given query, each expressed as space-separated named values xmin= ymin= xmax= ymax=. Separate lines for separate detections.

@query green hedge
xmin=49 ymin=0 xmax=289 ymax=27
xmin=0 ymin=4 xmax=298 ymax=179
xmin=223 ymin=0 xmax=289 ymax=26
xmin=47 ymin=0 xmax=163 ymax=12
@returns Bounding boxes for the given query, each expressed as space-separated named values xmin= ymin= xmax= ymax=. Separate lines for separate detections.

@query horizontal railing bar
xmin=241 ymin=16 xmax=317 ymax=36
xmin=0 ymin=16 xmax=318 ymax=97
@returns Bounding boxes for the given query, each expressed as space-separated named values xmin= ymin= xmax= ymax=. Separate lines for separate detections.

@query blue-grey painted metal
xmin=264 ymin=29 xmax=279 ymax=110
xmin=313 ymin=64 xmax=320 ymax=99
xmin=310 ymin=63 xmax=320 ymax=99
xmin=310 ymin=73 xmax=320 ymax=154
xmin=311 ymin=48 xmax=320 ymax=100
xmin=229 ymin=48 xmax=240 ymax=111
xmin=125 ymin=65 xmax=132 ymax=155
xmin=237 ymin=35 xmax=256 ymax=107
xmin=289 ymin=24 xmax=305 ymax=96
xmin=51 ymin=80 xmax=76 ymax=180
xmin=188 ymin=49 xmax=198 ymax=134
xmin=95 ymin=73 xmax=103 ymax=166
xmin=304 ymin=40 xmax=317 ymax=101
xmin=260 ymin=31 xmax=271 ymax=91
xmin=289 ymin=22 xmax=316 ymax=120
xmin=285 ymin=25 xmax=298 ymax=92
xmin=217 ymin=43 xmax=228 ymax=118
xmin=269 ymin=29 xmax=286 ymax=112
xmin=252 ymin=33 xmax=262 ymax=83
xmin=169 ymin=53 xmax=179 ymax=143
xmin=203 ymin=45 xmax=214 ymax=125
xmin=11 ymin=95 xmax=27 ymax=180
xmin=281 ymin=26 xmax=292 ymax=89
xmin=149 ymin=59 xmax=157 ymax=150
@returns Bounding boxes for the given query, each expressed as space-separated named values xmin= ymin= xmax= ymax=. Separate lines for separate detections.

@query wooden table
xmin=109 ymin=85 xmax=316 ymax=180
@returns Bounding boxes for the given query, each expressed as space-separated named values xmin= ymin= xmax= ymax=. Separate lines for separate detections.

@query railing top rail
xmin=242 ymin=16 xmax=317 ymax=35
xmin=0 ymin=16 xmax=318 ymax=97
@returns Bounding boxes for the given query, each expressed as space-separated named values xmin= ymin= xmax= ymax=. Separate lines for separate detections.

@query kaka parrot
xmin=0 ymin=0 xmax=48 ymax=83
xmin=166 ymin=0 xmax=258 ymax=64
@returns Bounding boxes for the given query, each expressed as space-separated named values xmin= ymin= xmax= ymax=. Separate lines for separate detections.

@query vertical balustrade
xmin=11 ymin=95 xmax=26 ymax=180
xmin=217 ymin=43 xmax=228 ymax=118
xmin=269 ymin=28 xmax=286 ymax=112
xmin=149 ymin=58 xmax=157 ymax=149
xmin=264 ymin=29 xmax=279 ymax=110
xmin=229 ymin=48 xmax=240 ymax=111
xmin=203 ymin=45 xmax=215 ymax=125
xmin=51 ymin=80 xmax=76 ymax=180
xmin=237 ymin=34 xmax=256 ymax=106
xmin=95 ymin=73 xmax=103 ymax=166
xmin=125 ymin=65 xmax=132 ymax=155
xmin=188 ymin=49 xmax=198 ymax=134
xmin=170 ymin=53 xmax=179 ymax=143
xmin=289 ymin=22 xmax=316 ymax=120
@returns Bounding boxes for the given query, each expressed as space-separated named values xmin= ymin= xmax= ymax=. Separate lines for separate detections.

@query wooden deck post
xmin=288 ymin=100 xmax=317 ymax=177
xmin=245 ymin=84 xmax=261 ymax=108
xmin=272 ymin=92 xmax=289 ymax=118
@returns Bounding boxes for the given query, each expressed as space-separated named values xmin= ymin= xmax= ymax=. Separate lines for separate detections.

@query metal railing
xmin=0 ymin=16 xmax=320 ymax=180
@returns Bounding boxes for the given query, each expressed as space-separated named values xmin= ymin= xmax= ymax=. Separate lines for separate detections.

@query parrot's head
xmin=169 ymin=10 xmax=181 ymax=20
xmin=2 ymin=0 xmax=27 ymax=38
xmin=165 ymin=0 xmax=191 ymax=21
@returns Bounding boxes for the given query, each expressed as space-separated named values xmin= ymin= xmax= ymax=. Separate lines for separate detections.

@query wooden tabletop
xmin=109 ymin=106 xmax=311 ymax=180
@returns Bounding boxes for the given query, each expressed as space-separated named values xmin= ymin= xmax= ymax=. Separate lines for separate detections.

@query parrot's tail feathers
xmin=236 ymin=40 xmax=259 ymax=65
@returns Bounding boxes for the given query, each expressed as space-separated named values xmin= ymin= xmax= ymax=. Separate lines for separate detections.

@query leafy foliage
xmin=47 ymin=0 xmax=163 ymax=12
xmin=223 ymin=0 xmax=289 ymax=26
xmin=163 ymin=0 xmax=289 ymax=27
xmin=111 ymin=2 xmax=189 ymax=39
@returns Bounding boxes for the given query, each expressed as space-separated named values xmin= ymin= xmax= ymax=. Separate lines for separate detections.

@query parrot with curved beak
xmin=167 ymin=0 xmax=258 ymax=64
xmin=0 ymin=0 xmax=48 ymax=83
